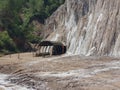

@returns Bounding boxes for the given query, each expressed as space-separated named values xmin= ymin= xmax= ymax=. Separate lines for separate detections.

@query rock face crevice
xmin=45 ymin=0 xmax=120 ymax=57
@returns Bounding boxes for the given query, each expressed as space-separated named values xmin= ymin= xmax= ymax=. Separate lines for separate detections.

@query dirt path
xmin=0 ymin=53 xmax=120 ymax=90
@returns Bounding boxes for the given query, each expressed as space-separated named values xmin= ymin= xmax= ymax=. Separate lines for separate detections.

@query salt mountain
xmin=45 ymin=0 xmax=120 ymax=57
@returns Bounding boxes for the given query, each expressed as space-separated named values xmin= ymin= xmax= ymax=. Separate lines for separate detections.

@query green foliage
xmin=27 ymin=33 xmax=42 ymax=43
xmin=0 ymin=0 xmax=32 ymax=51
xmin=0 ymin=0 xmax=65 ymax=53
xmin=0 ymin=0 xmax=8 ymax=10
xmin=23 ymin=0 xmax=65 ymax=23
xmin=44 ymin=0 xmax=65 ymax=16
xmin=0 ymin=31 xmax=17 ymax=54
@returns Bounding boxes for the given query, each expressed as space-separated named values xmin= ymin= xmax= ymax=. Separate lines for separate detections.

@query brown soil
xmin=0 ymin=53 xmax=120 ymax=90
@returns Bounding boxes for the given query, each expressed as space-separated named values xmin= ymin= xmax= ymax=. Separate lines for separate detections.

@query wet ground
xmin=0 ymin=73 xmax=32 ymax=90
xmin=0 ymin=53 xmax=120 ymax=90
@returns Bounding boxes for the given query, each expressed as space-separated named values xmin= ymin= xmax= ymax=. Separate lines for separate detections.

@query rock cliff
xmin=45 ymin=0 xmax=120 ymax=57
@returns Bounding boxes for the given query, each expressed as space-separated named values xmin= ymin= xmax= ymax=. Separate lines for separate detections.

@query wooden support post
xmin=46 ymin=46 xmax=50 ymax=53
xmin=48 ymin=46 xmax=51 ymax=55
xmin=50 ymin=46 xmax=53 ymax=56
xmin=38 ymin=46 xmax=41 ymax=55
xmin=43 ymin=46 xmax=46 ymax=53
xmin=45 ymin=46 xmax=48 ymax=53
xmin=40 ymin=46 xmax=43 ymax=53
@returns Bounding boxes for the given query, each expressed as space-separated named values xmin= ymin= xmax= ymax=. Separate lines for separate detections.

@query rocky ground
xmin=0 ymin=53 xmax=120 ymax=90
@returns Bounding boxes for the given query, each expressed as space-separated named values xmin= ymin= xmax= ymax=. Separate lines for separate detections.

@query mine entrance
xmin=35 ymin=41 xmax=66 ymax=56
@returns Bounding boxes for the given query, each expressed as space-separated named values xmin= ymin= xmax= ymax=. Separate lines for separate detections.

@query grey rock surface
xmin=45 ymin=0 xmax=120 ymax=57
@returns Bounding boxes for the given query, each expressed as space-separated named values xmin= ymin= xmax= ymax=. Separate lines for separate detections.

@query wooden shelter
xmin=35 ymin=41 xmax=66 ymax=56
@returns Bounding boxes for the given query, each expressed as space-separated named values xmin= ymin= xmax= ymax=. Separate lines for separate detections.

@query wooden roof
xmin=39 ymin=41 xmax=64 ymax=46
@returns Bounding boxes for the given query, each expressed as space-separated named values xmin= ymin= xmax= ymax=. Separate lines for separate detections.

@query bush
xmin=0 ymin=31 xmax=17 ymax=54
xmin=0 ymin=0 xmax=65 ymax=52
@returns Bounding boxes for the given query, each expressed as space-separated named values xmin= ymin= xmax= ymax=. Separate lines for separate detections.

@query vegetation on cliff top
xmin=0 ymin=0 xmax=65 ymax=54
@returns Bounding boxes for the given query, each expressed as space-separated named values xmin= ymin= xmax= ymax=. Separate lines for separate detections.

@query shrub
xmin=0 ymin=31 xmax=17 ymax=54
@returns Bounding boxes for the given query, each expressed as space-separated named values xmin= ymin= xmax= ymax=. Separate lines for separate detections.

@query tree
xmin=0 ymin=31 xmax=17 ymax=54
xmin=0 ymin=0 xmax=65 ymax=52
xmin=0 ymin=0 xmax=32 ymax=51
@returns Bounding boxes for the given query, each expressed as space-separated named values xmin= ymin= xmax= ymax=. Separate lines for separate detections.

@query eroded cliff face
xmin=45 ymin=0 xmax=120 ymax=57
